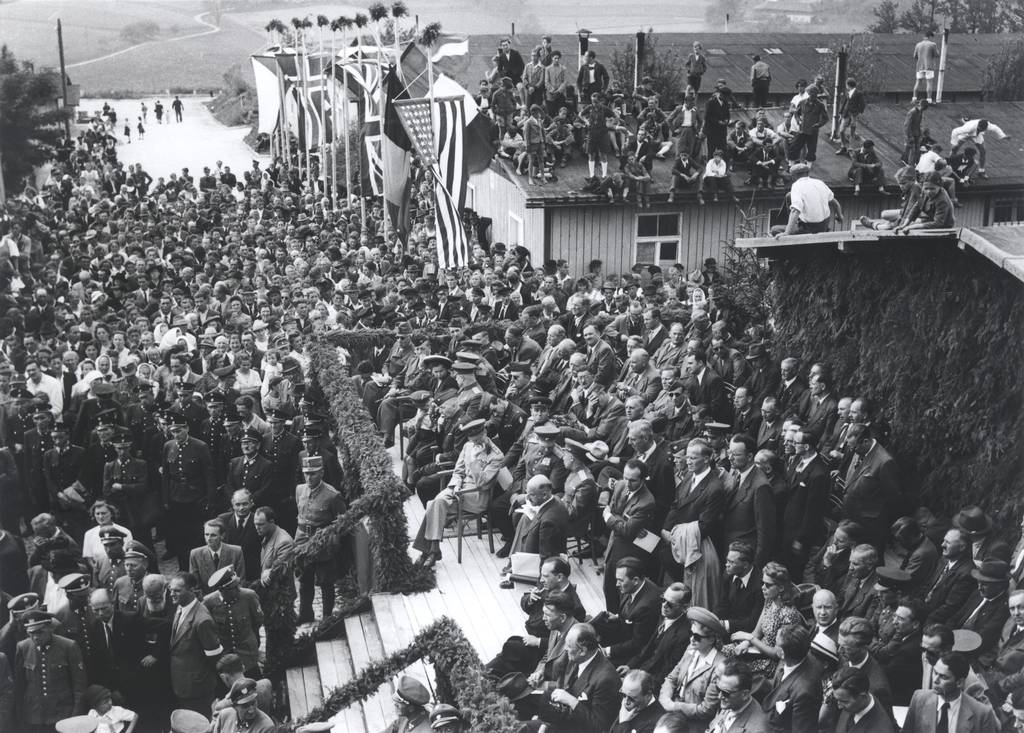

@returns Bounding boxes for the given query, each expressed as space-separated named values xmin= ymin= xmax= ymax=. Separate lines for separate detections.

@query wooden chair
xmin=435 ymin=470 xmax=495 ymax=563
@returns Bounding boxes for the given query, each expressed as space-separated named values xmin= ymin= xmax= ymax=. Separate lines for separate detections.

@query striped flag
xmin=431 ymin=97 xmax=470 ymax=268
xmin=394 ymin=95 xmax=470 ymax=268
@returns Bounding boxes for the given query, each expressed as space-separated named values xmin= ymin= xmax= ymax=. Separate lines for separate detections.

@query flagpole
xmin=290 ymin=19 xmax=304 ymax=181
xmin=317 ymin=15 xmax=330 ymax=199
xmin=369 ymin=3 xmax=391 ymax=242
xmin=339 ymin=19 xmax=353 ymax=214
xmin=354 ymin=13 xmax=369 ymax=231
xmin=330 ymin=20 xmax=340 ymax=211
xmin=302 ymin=17 xmax=314 ymax=187
xmin=420 ymin=23 xmax=443 ymax=270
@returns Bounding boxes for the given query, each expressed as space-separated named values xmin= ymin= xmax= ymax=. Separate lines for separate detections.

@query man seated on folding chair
xmin=499 ymin=475 xmax=571 ymax=589
xmin=412 ymin=418 xmax=505 ymax=568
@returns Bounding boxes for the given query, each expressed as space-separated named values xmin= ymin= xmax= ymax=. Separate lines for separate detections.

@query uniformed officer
xmin=211 ymin=677 xmax=275 ymax=732
xmin=294 ymin=455 xmax=345 ymax=622
xmin=199 ymin=392 xmax=230 ymax=488
xmin=491 ymin=422 xmax=561 ymax=554
xmin=161 ymin=410 xmax=216 ymax=569
xmin=381 ymin=675 xmax=432 ymax=733
xmin=14 ymin=609 xmax=87 ymax=732
xmin=203 ymin=567 xmax=264 ymax=677
xmin=429 ymin=704 xmax=468 ymax=732
xmin=260 ymin=408 xmax=301 ymax=533
xmin=225 ymin=428 xmax=273 ymax=508
xmin=111 ymin=547 xmax=148 ymax=613
xmin=92 ymin=526 xmax=128 ymax=594
xmin=0 ymin=591 xmax=40 ymax=662
xmin=412 ymin=419 xmax=505 ymax=568
xmin=53 ymin=574 xmax=94 ymax=652
xmin=102 ymin=428 xmax=149 ymax=538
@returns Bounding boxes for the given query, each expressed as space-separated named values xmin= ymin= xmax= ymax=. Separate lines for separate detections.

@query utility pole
xmin=57 ymin=19 xmax=71 ymax=138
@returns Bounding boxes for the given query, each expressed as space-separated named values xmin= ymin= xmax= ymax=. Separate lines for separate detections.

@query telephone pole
xmin=57 ymin=19 xmax=71 ymax=138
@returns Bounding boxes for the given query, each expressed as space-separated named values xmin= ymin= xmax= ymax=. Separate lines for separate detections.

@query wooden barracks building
xmin=447 ymin=32 xmax=1024 ymax=272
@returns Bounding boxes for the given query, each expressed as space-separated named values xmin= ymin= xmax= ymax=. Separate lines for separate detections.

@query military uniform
xmin=211 ymin=706 xmax=276 ymax=733
xmin=102 ymin=454 xmax=149 ymax=530
xmin=295 ymin=458 xmax=345 ymax=621
xmin=226 ymin=454 xmax=274 ymax=507
xmin=203 ymin=587 xmax=264 ymax=675
xmin=112 ymin=574 xmax=145 ymax=614
xmin=14 ymin=633 xmax=87 ymax=730
xmin=161 ymin=435 xmax=215 ymax=569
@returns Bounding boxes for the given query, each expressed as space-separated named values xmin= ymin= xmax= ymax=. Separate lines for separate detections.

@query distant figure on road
xmin=913 ymin=30 xmax=938 ymax=103
xmin=172 ymin=96 xmax=184 ymax=122
xmin=137 ymin=118 xmax=145 ymax=140
xmin=154 ymin=100 xmax=164 ymax=124
xmin=140 ymin=102 xmax=148 ymax=123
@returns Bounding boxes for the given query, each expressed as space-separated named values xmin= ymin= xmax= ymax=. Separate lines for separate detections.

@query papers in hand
xmin=632 ymin=529 xmax=660 ymax=553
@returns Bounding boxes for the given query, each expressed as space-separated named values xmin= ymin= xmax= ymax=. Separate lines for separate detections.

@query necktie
xmin=104 ymin=622 xmax=112 ymax=650
xmin=172 ymin=608 xmax=181 ymax=636
xmin=213 ymin=551 xmax=220 ymax=567
xmin=937 ymin=701 xmax=949 ymax=733
xmin=733 ymin=576 xmax=743 ymax=595
xmin=566 ymin=666 xmax=578 ymax=688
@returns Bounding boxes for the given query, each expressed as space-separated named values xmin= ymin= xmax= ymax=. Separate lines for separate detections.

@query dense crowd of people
xmin=0 ymin=28 xmax=1017 ymax=733
xmin=476 ymin=34 xmax=1008 ymax=232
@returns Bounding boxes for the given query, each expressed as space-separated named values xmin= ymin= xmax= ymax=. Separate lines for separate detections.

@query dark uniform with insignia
xmin=295 ymin=456 xmax=345 ymax=622
xmin=203 ymin=568 xmax=264 ymax=676
xmin=14 ymin=611 xmax=87 ymax=732
xmin=161 ymin=413 xmax=215 ymax=569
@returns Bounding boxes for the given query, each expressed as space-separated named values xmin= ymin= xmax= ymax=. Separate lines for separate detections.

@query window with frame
xmin=991 ymin=196 xmax=1024 ymax=225
xmin=635 ymin=213 xmax=680 ymax=267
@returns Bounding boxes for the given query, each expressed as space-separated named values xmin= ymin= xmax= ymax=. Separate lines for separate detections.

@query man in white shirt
xmin=700 ymin=149 xmax=737 ymax=205
xmin=772 ymin=163 xmax=844 ymax=236
xmin=950 ymin=118 xmax=1010 ymax=178
xmin=25 ymin=358 xmax=63 ymax=415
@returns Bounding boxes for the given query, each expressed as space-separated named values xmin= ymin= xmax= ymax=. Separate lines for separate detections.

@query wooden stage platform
xmin=285 ymin=451 xmax=611 ymax=730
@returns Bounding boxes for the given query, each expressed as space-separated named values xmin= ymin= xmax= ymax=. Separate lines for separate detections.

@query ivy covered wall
xmin=771 ymin=243 xmax=1024 ymax=524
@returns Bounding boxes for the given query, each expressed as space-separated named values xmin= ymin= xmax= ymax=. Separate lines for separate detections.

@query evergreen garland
xmin=297 ymin=617 xmax=521 ymax=732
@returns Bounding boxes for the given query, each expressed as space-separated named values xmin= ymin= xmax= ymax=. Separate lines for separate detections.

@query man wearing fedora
xmin=954 ymin=505 xmax=1011 ymax=567
xmin=949 ymin=558 xmax=1011 ymax=667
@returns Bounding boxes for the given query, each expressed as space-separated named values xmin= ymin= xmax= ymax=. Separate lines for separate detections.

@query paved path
xmin=81 ymin=96 xmax=268 ymax=181
xmin=66 ymin=12 xmax=220 ymax=70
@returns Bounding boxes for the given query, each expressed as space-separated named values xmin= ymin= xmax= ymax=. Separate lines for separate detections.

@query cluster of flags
xmin=249 ymin=33 xmax=496 ymax=269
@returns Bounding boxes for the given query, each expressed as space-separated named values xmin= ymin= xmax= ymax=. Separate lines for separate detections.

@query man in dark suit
xmin=776 ymin=357 xmax=808 ymax=416
xmin=838 ymin=544 xmax=881 ymax=619
xmin=756 ymin=397 xmax=783 ymax=453
xmin=722 ymin=433 xmax=775 ymax=569
xmin=168 ymin=571 xmax=223 ymax=714
xmin=660 ymin=440 xmax=726 ymax=586
xmin=762 ymin=624 xmax=823 ymax=733
xmin=42 ymin=422 xmax=86 ymax=540
xmin=538 ymin=623 xmax=619 ymax=733
xmin=505 ymin=476 xmax=569 ymax=571
xmin=949 ymin=559 xmax=1011 ymax=667
xmin=582 ymin=324 xmax=617 ymax=388
xmin=601 ymin=460 xmax=658 ymax=610
xmin=954 ymin=505 xmax=1011 ymax=566
xmin=684 ymin=350 xmax=729 ymax=423
xmin=217 ymin=489 xmax=261 ymax=583
xmin=559 ymin=296 xmax=591 ymax=346
xmin=829 ymin=616 xmax=892 ymax=729
xmin=504 ymin=325 xmax=542 ymax=367
xmin=625 ymin=419 xmax=675 ymax=511
xmin=780 ymin=429 xmax=829 ymax=580
xmin=565 ymin=382 xmax=628 ymax=450
xmin=924 ymin=527 xmax=977 ymax=625
xmin=742 ymin=343 xmax=780 ymax=407
xmin=890 ymin=517 xmax=940 ymax=591
xmin=984 ymin=589 xmax=1024 ymax=702
xmin=731 ymin=386 xmax=762 ymax=438
xmin=715 ymin=541 xmax=764 ymax=635
xmin=610 ymin=669 xmax=664 ymax=733
xmin=875 ymin=597 xmax=926 ymax=706
xmin=902 ymin=652 xmax=999 ymax=733
xmin=841 ymin=423 xmax=901 ymax=550
xmin=831 ymin=667 xmax=897 ymax=733
xmin=86 ymin=588 xmax=144 ymax=701
xmin=189 ymin=519 xmax=245 ymax=589
xmin=619 ymin=581 xmax=691 ymax=688
xmin=801 ymin=373 xmax=838 ymax=443
xmin=591 ymin=558 xmax=662 ymax=666
xmin=704 ymin=659 xmax=772 ymax=733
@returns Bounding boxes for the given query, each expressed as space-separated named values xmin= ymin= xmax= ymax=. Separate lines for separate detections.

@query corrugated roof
xmin=434 ymin=32 xmax=1022 ymax=96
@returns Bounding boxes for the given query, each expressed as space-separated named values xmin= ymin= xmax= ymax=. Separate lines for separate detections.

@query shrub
xmin=120 ymin=21 xmax=160 ymax=44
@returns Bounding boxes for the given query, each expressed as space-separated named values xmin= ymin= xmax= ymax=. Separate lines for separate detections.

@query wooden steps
xmin=285 ymin=665 xmax=322 ymax=721
xmin=314 ymin=638 xmax=365 ymax=732
xmin=344 ymin=613 xmax=392 ymax=731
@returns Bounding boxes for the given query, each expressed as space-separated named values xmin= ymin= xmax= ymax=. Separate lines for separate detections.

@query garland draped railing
xmin=297 ymin=617 xmax=522 ymax=732
xmin=262 ymin=338 xmax=435 ymax=675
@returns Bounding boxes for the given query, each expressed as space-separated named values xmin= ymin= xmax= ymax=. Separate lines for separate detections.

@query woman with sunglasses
xmin=658 ymin=607 xmax=730 ymax=732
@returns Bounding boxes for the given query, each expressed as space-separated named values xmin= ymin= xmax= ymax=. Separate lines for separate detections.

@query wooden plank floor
xmin=344 ymin=614 xmax=392 ymax=731
xmin=314 ymin=639 xmax=366 ymax=732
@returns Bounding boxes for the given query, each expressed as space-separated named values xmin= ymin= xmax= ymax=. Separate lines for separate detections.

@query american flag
xmin=397 ymin=96 xmax=470 ymax=269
